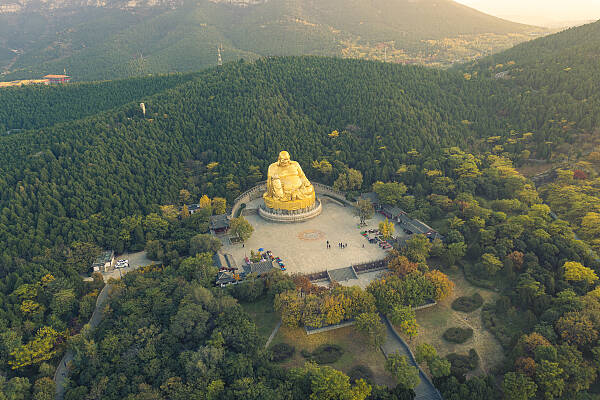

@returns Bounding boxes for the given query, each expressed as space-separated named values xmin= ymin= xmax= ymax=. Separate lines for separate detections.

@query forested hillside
xmin=0 ymin=73 xmax=197 ymax=131
xmin=460 ymin=20 xmax=600 ymax=158
xmin=459 ymin=20 xmax=600 ymax=257
xmin=1 ymin=23 xmax=600 ymax=398
xmin=0 ymin=56 xmax=520 ymax=399
xmin=0 ymin=57 xmax=517 ymax=263
xmin=0 ymin=0 xmax=544 ymax=81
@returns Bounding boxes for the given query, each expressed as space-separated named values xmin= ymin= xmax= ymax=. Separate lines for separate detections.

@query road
xmin=54 ymin=283 xmax=112 ymax=399
xmin=55 ymin=251 xmax=153 ymax=399
xmin=381 ymin=317 xmax=443 ymax=400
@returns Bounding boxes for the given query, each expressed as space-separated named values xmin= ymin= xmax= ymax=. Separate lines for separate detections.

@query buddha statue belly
xmin=263 ymin=151 xmax=316 ymax=211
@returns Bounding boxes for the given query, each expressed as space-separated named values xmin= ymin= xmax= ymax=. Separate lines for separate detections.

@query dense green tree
xmin=385 ymin=354 xmax=420 ymax=390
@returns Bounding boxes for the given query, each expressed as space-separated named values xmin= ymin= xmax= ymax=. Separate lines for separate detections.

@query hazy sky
xmin=454 ymin=0 xmax=600 ymax=25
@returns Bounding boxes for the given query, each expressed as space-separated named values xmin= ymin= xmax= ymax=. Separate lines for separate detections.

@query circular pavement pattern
xmin=297 ymin=229 xmax=326 ymax=241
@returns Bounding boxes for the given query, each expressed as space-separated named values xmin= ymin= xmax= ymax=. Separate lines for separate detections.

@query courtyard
xmin=222 ymin=200 xmax=407 ymax=275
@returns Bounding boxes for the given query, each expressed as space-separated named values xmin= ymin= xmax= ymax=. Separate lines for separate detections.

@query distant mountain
xmin=0 ymin=0 xmax=546 ymax=81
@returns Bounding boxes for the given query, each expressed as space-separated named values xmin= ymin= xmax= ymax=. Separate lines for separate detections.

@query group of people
xmin=326 ymin=240 xmax=348 ymax=249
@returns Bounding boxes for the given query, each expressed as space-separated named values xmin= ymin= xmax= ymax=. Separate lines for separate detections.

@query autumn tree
xmin=199 ymin=194 xmax=212 ymax=209
xmin=507 ymin=251 xmax=525 ymax=270
xmin=275 ymin=291 xmax=303 ymax=327
xmin=389 ymin=255 xmax=418 ymax=277
xmin=212 ymin=197 xmax=227 ymax=215
xmin=379 ymin=218 xmax=395 ymax=239
xmin=515 ymin=357 xmax=536 ymax=377
xmin=355 ymin=312 xmax=387 ymax=347
xmin=556 ymin=312 xmax=598 ymax=348
xmin=425 ymin=270 xmax=454 ymax=301
xmin=389 ymin=305 xmax=419 ymax=339
xmin=10 ymin=327 xmax=62 ymax=369
xmin=180 ymin=204 xmax=190 ymax=219
xmin=312 ymin=160 xmax=333 ymax=178
xmin=564 ymin=261 xmax=598 ymax=285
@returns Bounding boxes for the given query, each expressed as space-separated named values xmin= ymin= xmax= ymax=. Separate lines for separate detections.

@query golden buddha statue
xmin=263 ymin=151 xmax=316 ymax=211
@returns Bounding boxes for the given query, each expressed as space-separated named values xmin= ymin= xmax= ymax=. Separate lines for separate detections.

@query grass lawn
xmin=240 ymin=296 xmax=280 ymax=346
xmin=270 ymin=324 xmax=396 ymax=387
xmin=397 ymin=266 xmax=504 ymax=378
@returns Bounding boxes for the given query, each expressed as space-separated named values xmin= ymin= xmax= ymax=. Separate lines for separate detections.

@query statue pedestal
xmin=263 ymin=191 xmax=315 ymax=211
xmin=259 ymin=198 xmax=322 ymax=223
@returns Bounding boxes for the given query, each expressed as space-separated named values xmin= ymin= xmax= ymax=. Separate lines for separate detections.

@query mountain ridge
xmin=0 ymin=0 xmax=545 ymax=81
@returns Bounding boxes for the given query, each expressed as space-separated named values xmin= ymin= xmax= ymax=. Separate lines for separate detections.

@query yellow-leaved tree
xmin=564 ymin=261 xmax=598 ymax=285
xmin=199 ymin=195 xmax=212 ymax=209
xmin=10 ymin=327 xmax=61 ymax=369
xmin=379 ymin=218 xmax=395 ymax=239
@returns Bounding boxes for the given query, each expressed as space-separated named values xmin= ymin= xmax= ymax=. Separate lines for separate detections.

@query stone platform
xmin=222 ymin=201 xmax=391 ymax=275
xmin=258 ymin=198 xmax=322 ymax=223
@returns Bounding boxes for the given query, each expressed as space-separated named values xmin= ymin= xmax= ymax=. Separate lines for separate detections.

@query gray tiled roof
xmin=243 ymin=260 xmax=275 ymax=276
xmin=209 ymin=214 xmax=230 ymax=230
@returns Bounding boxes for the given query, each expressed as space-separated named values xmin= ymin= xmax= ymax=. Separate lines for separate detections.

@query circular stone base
xmin=259 ymin=199 xmax=322 ymax=223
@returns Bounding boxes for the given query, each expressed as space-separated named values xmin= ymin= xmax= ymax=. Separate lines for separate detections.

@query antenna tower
xmin=217 ymin=44 xmax=223 ymax=67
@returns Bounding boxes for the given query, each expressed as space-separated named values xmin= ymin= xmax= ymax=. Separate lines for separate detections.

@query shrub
xmin=443 ymin=327 xmax=473 ymax=344
xmin=348 ymin=365 xmax=374 ymax=384
xmin=451 ymin=293 xmax=483 ymax=313
xmin=270 ymin=343 xmax=295 ymax=362
xmin=446 ymin=349 xmax=479 ymax=377
xmin=303 ymin=344 xmax=344 ymax=364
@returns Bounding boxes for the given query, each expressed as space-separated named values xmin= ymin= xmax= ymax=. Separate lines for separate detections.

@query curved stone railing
xmin=230 ymin=181 xmax=267 ymax=218
xmin=230 ymin=181 xmax=353 ymax=219
xmin=258 ymin=200 xmax=323 ymax=223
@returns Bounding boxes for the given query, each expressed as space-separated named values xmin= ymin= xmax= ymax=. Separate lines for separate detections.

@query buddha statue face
xmin=278 ymin=151 xmax=291 ymax=167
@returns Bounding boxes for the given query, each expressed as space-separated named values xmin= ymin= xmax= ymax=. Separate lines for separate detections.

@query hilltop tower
xmin=217 ymin=45 xmax=223 ymax=67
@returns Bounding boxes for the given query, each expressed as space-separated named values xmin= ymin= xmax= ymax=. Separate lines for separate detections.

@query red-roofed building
xmin=43 ymin=75 xmax=70 ymax=84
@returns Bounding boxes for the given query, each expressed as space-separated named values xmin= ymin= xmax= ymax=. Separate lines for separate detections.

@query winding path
xmin=54 ymin=283 xmax=113 ymax=400
xmin=381 ymin=316 xmax=443 ymax=400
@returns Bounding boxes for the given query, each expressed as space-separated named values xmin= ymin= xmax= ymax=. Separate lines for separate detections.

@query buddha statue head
xmin=278 ymin=151 xmax=291 ymax=167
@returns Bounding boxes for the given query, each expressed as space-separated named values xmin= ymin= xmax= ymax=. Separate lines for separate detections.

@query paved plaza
xmin=222 ymin=201 xmax=403 ymax=275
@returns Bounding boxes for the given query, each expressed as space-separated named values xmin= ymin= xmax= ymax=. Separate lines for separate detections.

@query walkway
xmin=265 ymin=320 xmax=282 ymax=349
xmin=54 ymin=283 xmax=113 ymax=399
xmin=381 ymin=317 xmax=442 ymax=400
